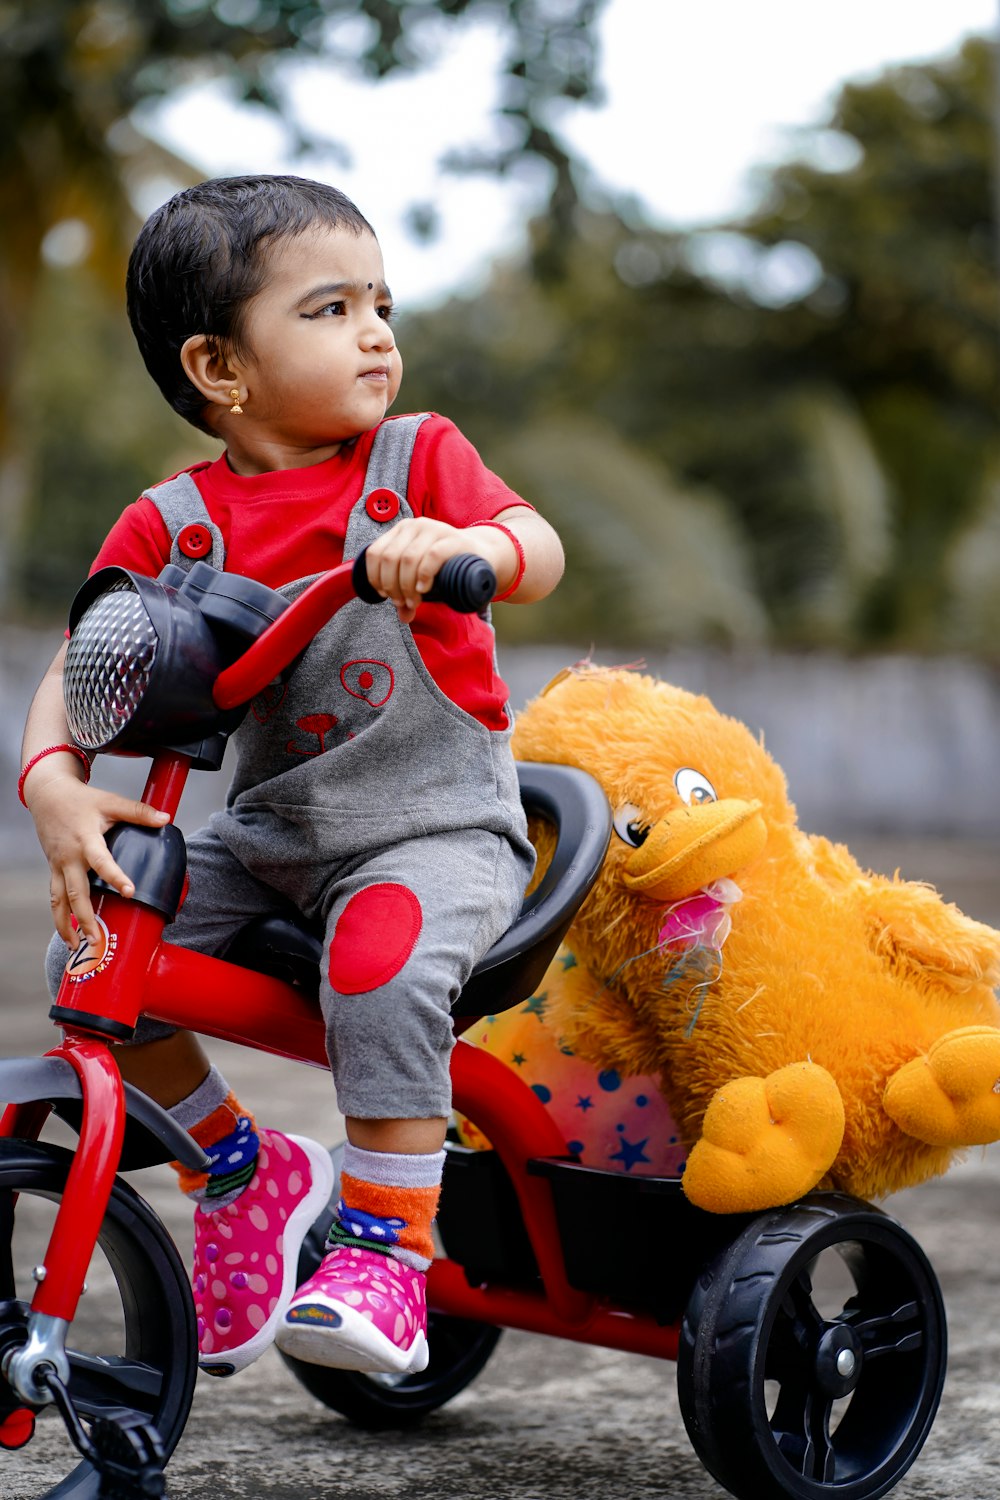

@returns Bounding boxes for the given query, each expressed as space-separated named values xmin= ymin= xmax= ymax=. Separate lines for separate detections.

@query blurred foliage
xmin=0 ymin=0 xmax=606 ymax=607
xmin=400 ymin=36 xmax=999 ymax=652
xmin=4 ymin=21 xmax=998 ymax=658
xmin=14 ymin=265 xmax=215 ymax=613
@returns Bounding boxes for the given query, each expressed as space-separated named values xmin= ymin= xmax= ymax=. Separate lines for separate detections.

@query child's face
xmin=233 ymin=225 xmax=402 ymax=455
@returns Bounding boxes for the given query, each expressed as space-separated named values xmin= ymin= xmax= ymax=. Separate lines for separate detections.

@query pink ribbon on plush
xmin=658 ymin=878 xmax=742 ymax=953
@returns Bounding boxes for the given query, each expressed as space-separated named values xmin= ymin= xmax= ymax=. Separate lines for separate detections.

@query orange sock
xmin=326 ymin=1145 xmax=445 ymax=1270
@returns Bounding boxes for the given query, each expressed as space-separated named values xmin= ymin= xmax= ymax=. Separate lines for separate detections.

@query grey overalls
xmin=48 ymin=416 xmax=535 ymax=1119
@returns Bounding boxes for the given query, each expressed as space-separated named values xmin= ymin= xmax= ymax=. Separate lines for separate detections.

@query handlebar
xmin=350 ymin=546 xmax=497 ymax=613
xmin=213 ymin=549 xmax=496 ymax=712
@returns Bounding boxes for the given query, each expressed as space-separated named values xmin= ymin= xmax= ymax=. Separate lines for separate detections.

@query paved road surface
xmin=2 ymin=841 xmax=1000 ymax=1500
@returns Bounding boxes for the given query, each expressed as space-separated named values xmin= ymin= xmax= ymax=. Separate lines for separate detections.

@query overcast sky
xmin=149 ymin=0 xmax=997 ymax=307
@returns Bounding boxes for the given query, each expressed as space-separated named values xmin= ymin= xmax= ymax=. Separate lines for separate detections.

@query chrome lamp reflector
xmin=63 ymin=562 xmax=288 ymax=766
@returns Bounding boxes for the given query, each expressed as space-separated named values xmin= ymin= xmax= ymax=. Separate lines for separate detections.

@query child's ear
xmin=180 ymin=334 xmax=241 ymax=414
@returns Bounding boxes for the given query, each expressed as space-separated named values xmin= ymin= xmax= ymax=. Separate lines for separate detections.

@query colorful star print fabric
xmin=458 ymin=952 xmax=687 ymax=1177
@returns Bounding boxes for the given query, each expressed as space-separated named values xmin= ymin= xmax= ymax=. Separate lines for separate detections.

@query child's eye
xmin=377 ymin=303 xmax=395 ymax=322
xmin=303 ymin=301 xmax=346 ymax=319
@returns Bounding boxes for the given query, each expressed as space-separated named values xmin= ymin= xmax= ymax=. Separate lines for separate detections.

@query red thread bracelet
xmin=469 ymin=521 xmax=526 ymax=601
xmin=18 ymin=744 xmax=91 ymax=808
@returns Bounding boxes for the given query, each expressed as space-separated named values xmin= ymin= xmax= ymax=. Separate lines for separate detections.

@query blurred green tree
xmin=734 ymin=36 xmax=998 ymax=646
xmin=401 ymin=36 xmax=998 ymax=651
xmin=0 ymin=0 xmax=607 ymax=608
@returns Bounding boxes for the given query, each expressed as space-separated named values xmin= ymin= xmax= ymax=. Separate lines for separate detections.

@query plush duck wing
xmin=861 ymin=881 xmax=1000 ymax=988
xmin=808 ymin=833 xmax=1000 ymax=989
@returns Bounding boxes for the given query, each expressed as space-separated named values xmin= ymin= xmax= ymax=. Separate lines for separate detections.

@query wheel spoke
xmin=768 ymin=1267 xmax=838 ymax=1486
xmin=774 ymin=1385 xmax=836 ymax=1481
xmin=785 ymin=1267 xmax=824 ymax=1338
xmin=767 ymin=1268 xmax=823 ymax=1376
xmin=843 ymin=1297 xmax=924 ymax=1360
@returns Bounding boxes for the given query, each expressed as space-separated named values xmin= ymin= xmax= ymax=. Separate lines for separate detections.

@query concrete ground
xmin=2 ymin=842 xmax=1000 ymax=1500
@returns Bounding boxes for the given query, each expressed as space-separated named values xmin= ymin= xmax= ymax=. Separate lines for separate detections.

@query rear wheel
xmin=677 ymin=1192 xmax=946 ymax=1500
xmin=277 ymin=1144 xmax=502 ymax=1428
xmin=280 ymin=1310 xmax=503 ymax=1429
xmin=0 ymin=1137 xmax=196 ymax=1498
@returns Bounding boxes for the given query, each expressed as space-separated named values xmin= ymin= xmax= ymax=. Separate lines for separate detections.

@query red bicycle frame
xmin=1 ymin=557 xmax=679 ymax=1403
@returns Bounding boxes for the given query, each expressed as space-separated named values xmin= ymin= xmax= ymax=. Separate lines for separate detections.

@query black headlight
xmin=64 ymin=562 xmax=288 ymax=766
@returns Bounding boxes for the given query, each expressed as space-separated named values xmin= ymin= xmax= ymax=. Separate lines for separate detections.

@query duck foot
xmin=884 ymin=1026 xmax=1000 ymax=1147
xmin=682 ymin=1061 xmax=844 ymax=1214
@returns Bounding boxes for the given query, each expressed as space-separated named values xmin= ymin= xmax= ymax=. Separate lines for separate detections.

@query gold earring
xmin=229 ymin=388 xmax=243 ymax=415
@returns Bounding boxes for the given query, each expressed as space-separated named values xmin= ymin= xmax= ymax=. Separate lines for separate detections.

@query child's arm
xmin=365 ymin=507 xmax=564 ymax=623
xmin=21 ymin=643 xmax=169 ymax=947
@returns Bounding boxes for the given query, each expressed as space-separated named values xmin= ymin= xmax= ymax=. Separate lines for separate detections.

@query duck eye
xmin=613 ymin=802 xmax=650 ymax=848
xmin=674 ymin=767 xmax=717 ymax=806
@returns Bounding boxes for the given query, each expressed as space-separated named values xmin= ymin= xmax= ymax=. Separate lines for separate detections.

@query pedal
xmin=0 ymin=1405 xmax=35 ymax=1448
xmin=40 ymin=1368 xmax=168 ymax=1498
xmin=90 ymin=1411 xmax=167 ymax=1499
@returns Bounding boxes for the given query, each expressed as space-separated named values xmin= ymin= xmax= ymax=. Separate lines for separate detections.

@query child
xmin=20 ymin=174 xmax=563 ymax=1379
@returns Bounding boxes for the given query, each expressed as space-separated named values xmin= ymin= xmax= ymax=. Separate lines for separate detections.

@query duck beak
xmin=622 ymin=799 xmax=767 ymax=900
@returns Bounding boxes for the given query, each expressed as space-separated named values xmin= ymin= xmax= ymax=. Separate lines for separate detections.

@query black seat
xmin=224 ymin=762 xmax=611 ymax=1019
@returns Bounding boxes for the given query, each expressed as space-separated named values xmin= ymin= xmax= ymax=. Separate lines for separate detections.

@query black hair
xmin=125 ymin=174 xmax=376 ymax=433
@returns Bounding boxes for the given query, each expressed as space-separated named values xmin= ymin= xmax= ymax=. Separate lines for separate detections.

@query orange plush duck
xmin=466 ymin=664 xmax=1000 ymax=1213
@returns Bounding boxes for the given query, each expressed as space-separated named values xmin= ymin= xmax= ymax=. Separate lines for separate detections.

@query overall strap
xmin=361 ymin=413 xmax=432 ymax=502
xmin=345 ymin=413 xmax=432 ymax=558
xmin=143 ymin=472 xmax=226 ymax=572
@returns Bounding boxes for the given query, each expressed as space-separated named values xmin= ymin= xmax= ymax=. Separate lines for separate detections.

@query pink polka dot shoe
xmin=275 ymin=1245 xmax=429 ymax=1375
xmin=193 ymin=1130 xmax=335 ymax=1378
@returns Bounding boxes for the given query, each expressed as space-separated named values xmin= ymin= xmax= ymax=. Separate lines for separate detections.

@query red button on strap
xmin=365 ymin=488 xmax=400 ymax=522
xmin=177 ymin=523 xmax=213 ymax=559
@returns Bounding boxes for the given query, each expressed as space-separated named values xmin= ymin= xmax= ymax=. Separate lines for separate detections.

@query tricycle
xmin=0 ymin=550 xmax=946 ymax=1499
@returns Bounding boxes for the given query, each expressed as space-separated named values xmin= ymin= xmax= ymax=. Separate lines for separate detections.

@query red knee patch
xmin=328 ymin=884 xmax=423 ymax=995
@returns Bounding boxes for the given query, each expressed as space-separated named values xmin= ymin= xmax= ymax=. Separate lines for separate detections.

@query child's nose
xmin=361 ymin=313 xmax=394 ymax=349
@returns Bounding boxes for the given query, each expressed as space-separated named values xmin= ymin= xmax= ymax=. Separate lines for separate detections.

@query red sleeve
xmin=407 ymin=415 xmax=533 ymax=525
xmin=88 ymin=498 xmax=173 ymax=577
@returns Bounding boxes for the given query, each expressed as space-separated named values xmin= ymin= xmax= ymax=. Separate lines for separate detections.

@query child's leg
xmin=112 ymin=1030 xmax=212 ymax=1107
xmin=152 ymin=830 xmax=335 ymax=1374
xmin=332 ymin=1118 xmax=447 ymax=1269
xmin=42 ymin=826 xmax=337 ymax=1377
xmin=276 ymin=827 xmax=529 ymax=1375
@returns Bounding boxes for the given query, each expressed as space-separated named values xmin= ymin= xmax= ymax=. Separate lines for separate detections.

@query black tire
xmin=279 ymin=1310 xmax=503 ymax=1429
xmin=0 ymin=1137 xmax=196 ymax=1498
xmin=277 ymin=1144 xmax=503 ymax=1428
xmin=677 ymin=1192 xmax=946 ymax=1500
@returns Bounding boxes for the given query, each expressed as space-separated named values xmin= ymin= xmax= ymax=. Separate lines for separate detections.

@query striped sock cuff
xmin=168 ymin=1065 xmax=232 ymax=1130
xmin=341 ymin=1143 xmax=445 ymax=1190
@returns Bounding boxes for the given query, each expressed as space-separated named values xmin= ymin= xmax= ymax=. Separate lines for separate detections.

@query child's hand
xmin=364 ymin=517 xmax=522 ymax=622
xmin=25 ymin=772 xmax=169 ymax=947
xmin=364 ymin=519 xmax=473 ymax=623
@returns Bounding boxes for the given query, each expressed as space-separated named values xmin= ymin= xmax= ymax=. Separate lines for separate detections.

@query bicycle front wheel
xmin=0 ymin=1136 xmax=197 ymax=1498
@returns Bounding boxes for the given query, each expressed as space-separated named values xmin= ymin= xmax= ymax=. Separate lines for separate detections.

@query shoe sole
xmin=276 ymin=1297 xmax=429 ymax=1376
xmin=198 ymin=1134 xmax=336 ymax=1378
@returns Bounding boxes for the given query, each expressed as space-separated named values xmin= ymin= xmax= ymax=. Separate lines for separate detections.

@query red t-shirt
xmin=89 ymin=414 xmax=530 ymax=730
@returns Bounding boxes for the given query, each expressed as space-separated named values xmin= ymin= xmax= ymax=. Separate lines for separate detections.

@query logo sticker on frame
xmin=65 ymin=917 xmax=118 ymax=983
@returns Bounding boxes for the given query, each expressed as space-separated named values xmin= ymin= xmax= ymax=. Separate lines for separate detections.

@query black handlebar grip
xmin=425 ymin=553 xmax=497 ymax=612
xmin=352 ymin=547 xmax=497 ymax=613
xmin=351 ymin=547 xmax=383 ymax=604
